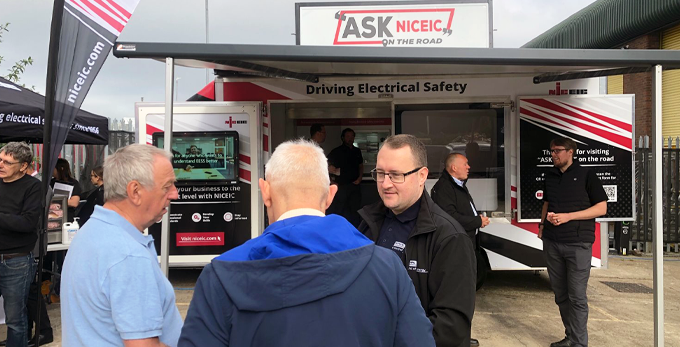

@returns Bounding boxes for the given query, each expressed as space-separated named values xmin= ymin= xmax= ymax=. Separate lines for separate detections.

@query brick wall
xmin=622 ymin=32 xmax=661 ymax=139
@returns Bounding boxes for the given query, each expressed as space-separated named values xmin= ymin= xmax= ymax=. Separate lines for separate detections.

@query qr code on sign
xmin=603 ymin=185 xmax=617 ymax=202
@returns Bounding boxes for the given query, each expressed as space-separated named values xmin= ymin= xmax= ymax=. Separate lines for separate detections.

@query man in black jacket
xmin=540 ymin=137 xmax=607 ymax=347
xmin=431 ymin=153 xmax=490 ymax=249
xmin=358 ymin=134 xmax=476 ymax=347
xmin=431 ymin=153 xmax=489 ymax=347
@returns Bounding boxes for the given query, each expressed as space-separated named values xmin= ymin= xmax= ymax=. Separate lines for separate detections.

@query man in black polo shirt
xmin=0 ymin=142 xmax=42 ymax=347
xmin=539 ymin=137 xmax=607 ymax=347
xmin=327 ymin=128 xmax=363 ymax=226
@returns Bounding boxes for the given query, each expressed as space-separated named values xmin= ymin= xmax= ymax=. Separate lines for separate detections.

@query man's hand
xmin=480 ymin=216 xmax=490 ymax=228
xmin=547 ymin=212 xmax=572 ymax=226
xmin=352 ymin=177 xmax=362 ymax=185
xmin=538 ymin=225 xmax=543 ymax=239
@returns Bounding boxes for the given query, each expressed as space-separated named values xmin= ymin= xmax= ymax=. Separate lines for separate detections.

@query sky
xmin=0 ymin=0 xmax=598 ymax=121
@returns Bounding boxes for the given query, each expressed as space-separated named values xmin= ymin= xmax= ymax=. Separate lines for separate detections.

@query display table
xmin=47 ymin=243 xmax=70 ymax=252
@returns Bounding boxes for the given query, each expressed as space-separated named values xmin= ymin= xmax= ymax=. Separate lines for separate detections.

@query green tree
xmin=0 ymin=23 xmax=34 ymax=86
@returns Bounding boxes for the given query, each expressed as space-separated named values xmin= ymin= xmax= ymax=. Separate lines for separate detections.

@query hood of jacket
xmin=209 ymin=214 xmax=374 ymax=312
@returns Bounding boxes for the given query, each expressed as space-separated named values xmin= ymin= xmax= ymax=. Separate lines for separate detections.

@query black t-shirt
xmin=327 ymin=144 xmax=364 ymax=185
xmin=0 ymin=174 xmax=42 ymax=253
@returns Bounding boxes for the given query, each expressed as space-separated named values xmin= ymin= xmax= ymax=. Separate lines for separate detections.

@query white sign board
xmin=296 ymin=1 xmax=491 ymax=48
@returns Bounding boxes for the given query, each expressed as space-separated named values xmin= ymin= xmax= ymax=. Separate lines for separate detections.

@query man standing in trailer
xmin=327 ymin=128 xmax=364 ymax=226
xmin=540 ymin=137 xmax=607 ymax=347
xmin=309 ymin=123 xmax=327 ymax=146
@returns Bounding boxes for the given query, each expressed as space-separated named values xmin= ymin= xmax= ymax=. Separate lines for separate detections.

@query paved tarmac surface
xmin=3 ymin=254 xmax=679 ymax=346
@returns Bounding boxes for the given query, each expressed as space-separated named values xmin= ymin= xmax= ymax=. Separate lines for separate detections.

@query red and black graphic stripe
xmin=187 ymin=82 xmax=215 ymax=101
xmin=480 ymin=233 xmax=547 ymax=268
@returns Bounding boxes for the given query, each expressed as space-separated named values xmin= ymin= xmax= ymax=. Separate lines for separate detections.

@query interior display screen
xmin=153 ymin=131 xmax=239 ymax=185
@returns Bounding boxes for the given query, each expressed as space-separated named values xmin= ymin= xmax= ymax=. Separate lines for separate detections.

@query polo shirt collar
xmin=278 ymin=208 xmax=325 ymax=221
xmin=386 ymin=199 xmax=421 ymax=224
xmin=552 ymin=161 xmax=580 ymax=175
xmin=91 ymin=205 xmax=154 ymax=247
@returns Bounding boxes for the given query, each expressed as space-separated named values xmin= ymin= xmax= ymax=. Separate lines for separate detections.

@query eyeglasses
xmin=550 ymin=148 xmax=567 ymax=154
xmin=371 ymin=167 xmax=422 ymax=183
xmin=0 ymin=159 xmax=20 ymax=166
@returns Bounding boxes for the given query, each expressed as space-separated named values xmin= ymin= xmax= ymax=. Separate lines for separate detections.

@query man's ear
xmin=324 ymin=184 xmax=338 ymax=211
xmin=418 ymin=167 xmax=429 ymax=187
xmin=127 ymin=180 xmax=143 ymax=206
xmin=259 ymin=178 xmax=272 ymax=208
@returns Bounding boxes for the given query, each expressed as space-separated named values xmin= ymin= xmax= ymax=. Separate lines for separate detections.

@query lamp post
xmin=205 ymin=0 xmax=210 ymax=84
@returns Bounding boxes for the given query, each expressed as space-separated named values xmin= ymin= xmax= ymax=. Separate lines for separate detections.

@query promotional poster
xmin=144 ymin=111 xmax=254 ymax=256
xmin=518 ymin=95 xmax=634 ymax=222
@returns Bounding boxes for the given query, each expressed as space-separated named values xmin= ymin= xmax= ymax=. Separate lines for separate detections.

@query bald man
xmin=179 ymin=139 xmax=434 ymax=347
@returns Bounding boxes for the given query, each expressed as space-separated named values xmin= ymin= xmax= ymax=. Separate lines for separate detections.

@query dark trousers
xmin=0 ymin=254 xmax=34 ymax=347
xmin=327 ymin=183 xmax=362 ymax=227
xmin=27 ymin=272 xmax=52 ymax=339
xmin=543 ymin=238 xmax=592 ymax=347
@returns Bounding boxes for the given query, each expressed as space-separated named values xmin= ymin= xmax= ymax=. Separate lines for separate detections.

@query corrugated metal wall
xmin=607 ymin=75 xmax=623 ymax=94
xmin=523 ymin=0 xmax=680 ymax=49
xmin=662 ymin=24 xmax=680 ymax=137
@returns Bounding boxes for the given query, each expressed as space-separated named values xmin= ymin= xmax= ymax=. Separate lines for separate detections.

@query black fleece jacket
xmin=358 ymin=191 xmax=476 ymax=347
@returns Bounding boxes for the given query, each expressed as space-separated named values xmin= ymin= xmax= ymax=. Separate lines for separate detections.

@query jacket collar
xmin=442 ymin=169 xmax=467 ymax=191
xmin=359 ymin=190 xmax=438 ymax=241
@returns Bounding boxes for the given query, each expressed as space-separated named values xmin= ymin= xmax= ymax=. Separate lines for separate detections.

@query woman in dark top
xmin=77 ymin=166 xmax=105 ymax=225
xmin=51 ymin=158 xmax=82 ymax=222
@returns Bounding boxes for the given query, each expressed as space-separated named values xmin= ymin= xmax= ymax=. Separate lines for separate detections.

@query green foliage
xmin=0 ymin=23 xmax=34 ymax=88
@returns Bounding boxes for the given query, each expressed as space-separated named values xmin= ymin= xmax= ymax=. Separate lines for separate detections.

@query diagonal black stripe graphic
xmin=480 ymin=232 xmax=547 ymax=268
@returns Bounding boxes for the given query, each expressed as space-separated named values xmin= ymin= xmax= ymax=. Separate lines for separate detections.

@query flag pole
xmin=38 ymin=0 xmax=66 ymax=338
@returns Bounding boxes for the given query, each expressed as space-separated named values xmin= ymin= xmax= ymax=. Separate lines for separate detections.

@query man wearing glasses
xmin=0 ymin=142 xmax=42 ymax=347
xmin=358 ymin=134 xmax=476 ymax=347
xmin=540 ymin=137 xmax=607 ymax=347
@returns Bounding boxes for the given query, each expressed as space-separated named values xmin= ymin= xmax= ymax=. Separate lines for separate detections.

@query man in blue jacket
xmin=179 ymin=139 xmax=434 ymax=347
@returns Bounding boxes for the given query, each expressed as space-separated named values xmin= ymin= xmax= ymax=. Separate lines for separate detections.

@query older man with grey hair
xmin=61 ymin=144 xmax=183 ymax=347
xmin=179 ymin=139 xmax=434 ymax=347
xmin=0 ymin=142 xmax=42 ymax=347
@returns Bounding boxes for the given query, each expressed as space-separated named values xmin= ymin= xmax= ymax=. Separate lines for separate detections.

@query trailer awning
xmin=113 ymin=42 xmax=680 ymax=83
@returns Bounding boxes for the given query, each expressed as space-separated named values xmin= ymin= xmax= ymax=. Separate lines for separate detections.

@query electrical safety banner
xmin=45 ymin=0 xmax=141 ymax=174
xmin=518 ymin=95 xmax=635 ymax=222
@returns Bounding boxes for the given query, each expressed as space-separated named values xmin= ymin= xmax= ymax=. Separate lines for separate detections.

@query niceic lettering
xmin=67 ymin=41 xmax=106 ymax=104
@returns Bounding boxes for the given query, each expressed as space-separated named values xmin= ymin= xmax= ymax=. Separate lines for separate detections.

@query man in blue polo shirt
xmin=61 ymin=144 xmax=183 ymax=347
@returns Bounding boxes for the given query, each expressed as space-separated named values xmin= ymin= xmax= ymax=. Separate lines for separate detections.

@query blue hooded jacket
xmin=178 ymin=214 xmax=434 ymax=347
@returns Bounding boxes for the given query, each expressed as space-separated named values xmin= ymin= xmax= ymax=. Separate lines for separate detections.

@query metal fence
xmin=633 ymin=136 xmax=680 ymax=247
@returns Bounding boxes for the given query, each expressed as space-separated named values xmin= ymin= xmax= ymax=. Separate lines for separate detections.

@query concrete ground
xmin=3 ymin=254 xmax=679 ymax=346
